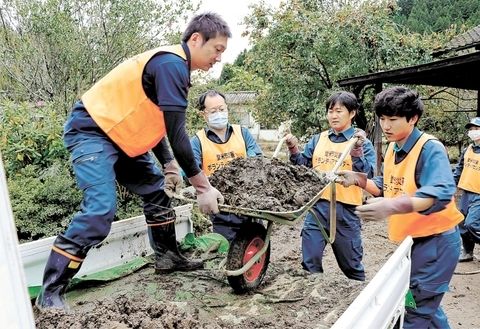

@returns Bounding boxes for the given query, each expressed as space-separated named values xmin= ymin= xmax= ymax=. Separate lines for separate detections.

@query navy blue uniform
xmin=290 ymin=127 xmax=376 ymax=281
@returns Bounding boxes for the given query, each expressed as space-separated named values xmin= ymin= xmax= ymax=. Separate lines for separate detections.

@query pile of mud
xmin=209 ymin=157 xmax=331 ymax=212
xmin=34 ymin=294 xmax=200 ymax=329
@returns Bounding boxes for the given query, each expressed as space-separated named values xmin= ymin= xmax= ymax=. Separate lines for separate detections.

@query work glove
xmin=285 ymin=133 xmax=299 ymax=154
xmin=350 ymin=128 xmax=366 ymax=158
xmin=355 ymin=195 xmax=414 ymax=221
xmin=188 ymin=171 xmax=224 ymax=214
xmin=336 ymin=170 xmax=367 ymax=189
xmin=163 ymin=160 xmax=183 ymax=198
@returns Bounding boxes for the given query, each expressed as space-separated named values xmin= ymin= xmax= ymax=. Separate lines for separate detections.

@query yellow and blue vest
xmin=384 ymin=133 xmax=463 ymax=242
xmin=197 ymin=124 xmax=247 ymax=176
xmin=458 ymin=145 xmax=480 ymax=194
xmin=312 ymin=131 xmax=363 ymax=206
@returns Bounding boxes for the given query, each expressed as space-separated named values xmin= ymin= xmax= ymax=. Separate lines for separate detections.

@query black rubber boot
xmin=35 ymin=236 xmax=84 ymax=311
xmin=459 ymin=234 xmax=475 ymax=262
xmin=147 ymin=214 xmax=203 ymax=274
xmin=35 ymin=252 xmax=83 ymax=310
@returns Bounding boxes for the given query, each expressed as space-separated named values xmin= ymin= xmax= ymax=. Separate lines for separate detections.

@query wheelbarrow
xmin=176 ymin=136 xmax=358 ymax=294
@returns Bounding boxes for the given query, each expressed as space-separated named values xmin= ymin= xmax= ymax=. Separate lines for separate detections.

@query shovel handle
xmin=272 ymin=136 xmax=287 ymax=159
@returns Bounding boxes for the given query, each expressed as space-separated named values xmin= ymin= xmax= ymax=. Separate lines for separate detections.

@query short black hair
xmin=325 ymin=91 xmax=360 ymax=113
xmin=197 ymin=90 xmax=226 ymax=111
xmin=374 ymin=86 xmax=423 ymax=122
xmin=182 ymin=12 xmax=232 ymax=43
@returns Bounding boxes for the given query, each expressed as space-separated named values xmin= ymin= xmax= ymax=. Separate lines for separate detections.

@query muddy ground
xmin=34 ymin=218 xmax=480 ymax=328
xmin=34 ymin=155 xmax=480 ymax=328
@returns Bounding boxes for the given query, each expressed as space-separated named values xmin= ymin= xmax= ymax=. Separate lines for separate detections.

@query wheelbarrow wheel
xmin=226 ymin=222 xmax=270 ymax=294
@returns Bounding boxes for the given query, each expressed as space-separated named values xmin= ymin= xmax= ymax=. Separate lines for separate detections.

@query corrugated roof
xmin=433 ymin=25 xmax=480 ymax=57
xmin=225 ymin=91 xmax=257 ymax=104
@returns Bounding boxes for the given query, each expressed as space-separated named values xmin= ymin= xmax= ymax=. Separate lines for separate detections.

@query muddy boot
xmin=35 ymin=236 xmax=84 ymax=311
xmin=147 ymin=214 xmax=203 ymax=274
xmin=459 ymin=236 xmax=475 ymax=263
xmin=459 ymin=248 xmax=474 ymax=262
xmin=154 ymin=249 xmax=204 ymax=274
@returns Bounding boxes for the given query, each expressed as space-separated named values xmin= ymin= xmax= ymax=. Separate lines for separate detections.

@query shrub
xmin=8 ymin=163 xmax=82 ymax=242
xmin=0 ymin=100 xmax=68 ymax=176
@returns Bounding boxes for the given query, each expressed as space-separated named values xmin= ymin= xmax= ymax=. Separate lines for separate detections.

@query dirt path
xmin=34 ymin=218 xmax=480 ymax=328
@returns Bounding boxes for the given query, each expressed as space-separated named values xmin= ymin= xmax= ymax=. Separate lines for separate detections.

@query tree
xmin=238 ymin=0 xmax=438 ymax=135
xmin=394 ymin=0 xmax=480 ymax=33
xmin=0 ymin=0 xmax=195 ymax=110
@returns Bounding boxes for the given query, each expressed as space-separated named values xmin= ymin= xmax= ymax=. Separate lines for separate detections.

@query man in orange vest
xmin=36 ymin=13 xmax=230 ymax=311
xmin=285 ymin=91 xmax=376 ymax=281
xmin=454 ymin=117 xmax=480 ymax=262
xmin=190 ymin=90 xmax=263 ymax=241
xmin=337 ymin=86 xmax=463 ymax=328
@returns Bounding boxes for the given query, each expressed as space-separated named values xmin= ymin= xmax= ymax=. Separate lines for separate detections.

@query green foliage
xmin=221 ymin=65 xmax=266 ymax=92
xmin=416 ymin=87 xmax=474 ymax=151
xmin=394 ymin=0 xmax=480 ymax=33
xmin=8 ymin=163 xmax=82 ymax=242
xmin=115 ymin=183 xmax=143 ymax=221
xmin=0 ymin=0 xmax=196 ymax=108
xmin=0 ymin=100 xmax=68 ymax=175
xmin=237 ymin=0 xmax=437 ymax=135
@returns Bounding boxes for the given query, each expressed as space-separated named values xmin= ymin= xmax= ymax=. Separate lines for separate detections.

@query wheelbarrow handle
xmin=331 ymin=136 xmax=359 ymax=174
xmin=324 ymin=136 xmax=359 ymax=245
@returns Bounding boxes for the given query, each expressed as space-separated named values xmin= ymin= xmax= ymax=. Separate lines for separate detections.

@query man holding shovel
xmin=286 ymin=91 xmax=376 ymax=281
xmin=337 ymin=86 xmax=463 ymax=328
xmin=191 ymin=90 xmax=263 ymax=242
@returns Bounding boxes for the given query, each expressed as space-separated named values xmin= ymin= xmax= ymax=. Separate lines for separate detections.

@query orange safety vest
xmin=312 ymin=131 xmax=363 ymax=206
xmin=81 ymin=44 xmax=187 ymax=157
xmin=197 ymin=125 xmax=247 ymax=176
xmin=384 ymin=133 xmax=463 ymax=242
xmin=458 ymin=145 xmax=480 ymax=193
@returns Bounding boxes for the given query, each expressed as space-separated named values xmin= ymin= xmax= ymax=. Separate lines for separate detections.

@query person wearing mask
xmin=337 ymin=86 xmax=463 ymax=328
xmin=454 ymin=117 xmax=480 ymax=262
xmin=285 ymin=91 xmax=376 ymax=281
xmin=190 ymin=90 xmax=263 ymax=242
xmin=36 ymin=13 xmax=230 ymax=311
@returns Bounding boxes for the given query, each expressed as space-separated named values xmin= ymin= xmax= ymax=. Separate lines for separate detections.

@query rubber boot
xmin=35 ymin=250 xmax=83 ymax=310
xmin=35 ymin=236 xmax=84 ymax=311
xmin=459 ymin=235 xmax=475 ymax=262
xmin=147 ymin=214 xmax=203 ymax=274
xmin=459 ymin=249 xmax=474 ymax=262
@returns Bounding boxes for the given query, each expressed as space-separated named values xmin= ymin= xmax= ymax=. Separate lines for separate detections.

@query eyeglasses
xmin=205 ymin=106 xmax=228 ymax=114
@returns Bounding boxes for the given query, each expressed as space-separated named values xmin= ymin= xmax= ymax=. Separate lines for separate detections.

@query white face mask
xmin=467 ymin=130 xmax=480 ymax=142
xmin=208 ymin=112 xmax=228 ymax=129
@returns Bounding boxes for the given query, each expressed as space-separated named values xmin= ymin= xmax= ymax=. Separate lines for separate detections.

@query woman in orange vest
xmin=285 ymin=91 xmax=376 ymax=281
xmin=338 ymin=86 xmax=463 ymax=328
xmin=454 ymin=117 xmax=480 ymax=262
xmin=190 ymin=90 xmax=263 ymax=241
xmin=36 ymin=13 xmax=230 ymax=311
